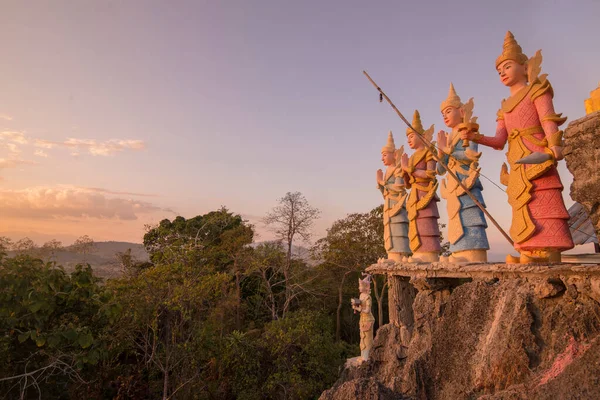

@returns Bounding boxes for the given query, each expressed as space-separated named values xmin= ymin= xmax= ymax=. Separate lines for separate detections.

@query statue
xmin=351 ymin=274 xmax=375 ymax=362
xmin=462 ymin=31 xmax=574 ymax=263
xmin=584 ymin=82 xmax=600 ymax=115
xmin=437 ymin=84 xmax=490 ymax=263
xmin=376 ymin=131 xmax=411 ymax=261
xmin=400 ymin=110 xmax=442 ymax=262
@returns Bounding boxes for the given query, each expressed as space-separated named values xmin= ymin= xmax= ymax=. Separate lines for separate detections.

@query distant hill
xmin=251 ymin=240 xmax=315 ymax=263
xmin=63 ymin=241 xmax=149 ymax=262
xmin=6 ymin=240 xmax=317 ymax=279
xmin=7 ymin=241 xmax=149 ymax=279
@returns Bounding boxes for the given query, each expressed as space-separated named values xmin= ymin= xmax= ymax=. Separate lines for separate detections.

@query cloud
xmin=34 ymin=139 xmax=55 ymax=149
xmin=82 ymin=187 xmax=159 ymax=197
xmin=73 ymin=138 xmax=146 ymax=156
xmin=6 ymin=143 xmax=19 ymax=154
xmin=0 ymin=114 xmax=13 ymax=121
xmin=34 ymin=149 xmax=48 ymax=158
xmin=1 ymin=131 xmax=28 ymax=144
xmin=33 ymin=138 xmax=146 ymax=156
xmin=0 ymin=142 xmax=21 ymax=156
xmin=0 ymin=158 xmax=38 ymax=170
xmin=0 ymin=186 xmax=174 ymax=221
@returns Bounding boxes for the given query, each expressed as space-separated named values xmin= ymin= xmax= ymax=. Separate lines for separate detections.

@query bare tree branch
xmin=263 ymin=192 xmax=320 ymax=318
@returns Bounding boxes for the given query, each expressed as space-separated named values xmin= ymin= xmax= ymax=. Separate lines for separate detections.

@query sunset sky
xmin=1 ymin=0 xmax=598 ymax=258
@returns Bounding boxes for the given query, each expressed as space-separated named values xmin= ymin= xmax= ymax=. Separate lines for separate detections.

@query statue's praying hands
xmin=400 ymin=152 xmax=409 ymax=172
xmin=437 ymin=130 xmax=448 ymax=150
xmin=376 ymin=168 xmax=384 ymax=186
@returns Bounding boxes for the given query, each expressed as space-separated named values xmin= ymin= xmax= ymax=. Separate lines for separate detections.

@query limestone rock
xmin=589 ymin=277 xmax=600 ymax=303
xmin=321 ymin=278 xmax=600 ymax=399
xmin=534 ymin=279 xmax=565 ymax=299
xmin=319 ymin=378 xmax=406 ymax=400
xmin=564 ymin=111 xmax=600 ymax=243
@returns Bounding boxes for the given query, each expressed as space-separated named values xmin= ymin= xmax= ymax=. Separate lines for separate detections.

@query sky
xmin=0 ymin=0 xmax=598 ymax=258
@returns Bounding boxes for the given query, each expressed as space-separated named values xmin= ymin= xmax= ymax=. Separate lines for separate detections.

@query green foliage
xmin=143 ymin=207 xmax=253 ymax=270
xmin=0 ymin=236 xmax=12 ymax=260
xmin=0 ymin=203 xmax=379 ymax=399
xmin=106 ymin=261 xmax=233 ymax=399
xmin=115 ymin=247 xmax=153 ymax=277
xmin=245 ymin=242 xmax=287 ymax=321
xmin=220 ymin=330 xmax=263 ymax=399
xmin=263 ymin=192 xmax=321 ymax=318
xmin=72 ymin=235 xmax=96 ymax=262
xmin=13 ymin=237 xmax=38 ymax=256
xmin=439 ymin=223 xmax=451 ymax=256
xmin=313 ymin=205 xmax=385 ymax=269
xmin=260 ymin=310 xmax=346 ymax=399
xmin=219 ymin=310 xmax=346 ymax=400
xmin=312 ymin=205 xmax=386 ymax=341
xmin=0 ymin=256 xmax=119 ymax=397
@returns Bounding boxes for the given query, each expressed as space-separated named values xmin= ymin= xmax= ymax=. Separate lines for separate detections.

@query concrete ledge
xmin=366 ymin=260 xmax=600 ymax=280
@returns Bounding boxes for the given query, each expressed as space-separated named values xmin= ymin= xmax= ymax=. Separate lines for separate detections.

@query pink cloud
xmin=0 ymin=186 xmax=173 ymax=221
xmin=0 ymin=142 xmax=21 ymax=156
xmin=82 ymin=187 xmax=159 ymax=197
xmin=0 ymin=158 xmax=38 ymax=170
xmin=34 ymin=139 xmax=56 ymax=149
xmin=0 ymin=131 xmax=28 ymax=144
xmin=38 ymin=138 xmax=147 ymax=156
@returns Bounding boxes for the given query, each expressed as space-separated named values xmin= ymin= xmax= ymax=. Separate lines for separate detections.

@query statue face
xmin=497 ymin=59 xmax=527 ymax=87
xmin=407 ymin=132 xmax=422 ymax=149
xmin=381 ymin=151 xmax=395 ymax=166
xmin=359 ymin=282 xmax=369 ymax=293
xmin=441 ymin=106 xmax=462 ymax=128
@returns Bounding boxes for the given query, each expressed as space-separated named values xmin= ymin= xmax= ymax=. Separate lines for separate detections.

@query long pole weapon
xmin=363 ymin=70 xmax=514 ymax=247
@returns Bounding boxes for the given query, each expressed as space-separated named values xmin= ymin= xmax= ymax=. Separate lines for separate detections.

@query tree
xmin=219 ymin=223 xmax=254 ymax=329
xmin=110 ymin=264 xmax=229 ymax=400
xmin=1 ymin=204 xmax=360 ymax=399
xmin=312 ymin=206 xmax=386 ymax=340
xmin=13 ymin=237 xmax=37 ymax=256
xmin=143 ymin=216 xmax=204 ymax=266
xmin=115 ymin=248 xmax=153 ymax=277
xmin=39 ymin=239 xmax=63 ymax=262
xmin=257 ymin=310 xmax=346 ymax=399
xmin=218 ymin=310 xmax=346 ymax=399
xmin=72 ymin=235 xmax=96 ymax=263
xmin=248 ymin=242 xmax=287 ymax=321
xmin=120 ymin=208 xmax=258 ymax=398
xmin=0 ymin=236 xmax=12 ymax=260
xmin=372 ymin=274 xmax=388 ymax=329
xmin=263 ymin=192 xmax=320 ymax=318
xmin=0 ymin=257 xmax=119 ymax=399
xmin=143 ymin=207 xmax=251 ymax=270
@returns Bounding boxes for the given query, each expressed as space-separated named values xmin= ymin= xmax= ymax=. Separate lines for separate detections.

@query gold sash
xmin=503 ymin=125 xmax=554 ymax=244
xmin=407 ymin=180 xmax=438 ymax=252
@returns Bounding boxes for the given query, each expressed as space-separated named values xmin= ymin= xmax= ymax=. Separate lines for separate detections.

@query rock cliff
xmin=321 ymin=269 xmax=600 ymax=399
xmin=564 ymin=111 xmax=600 ymax=242
xmin=321 ymin=112 xmax=600 ymax=399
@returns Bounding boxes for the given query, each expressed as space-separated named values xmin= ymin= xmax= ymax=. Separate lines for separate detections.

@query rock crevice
xmin=320 ymin=274 xmax=600 ymax=400
xmin=564 ymin=111 xmax=600 ymax=242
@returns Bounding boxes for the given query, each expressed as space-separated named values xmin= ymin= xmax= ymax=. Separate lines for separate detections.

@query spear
xmin=363 ymin=70 xmax=514 ymax=247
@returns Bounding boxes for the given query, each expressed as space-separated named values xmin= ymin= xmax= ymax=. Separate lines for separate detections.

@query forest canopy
xmin=0 ymin=193 xmax=447 ymax=399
